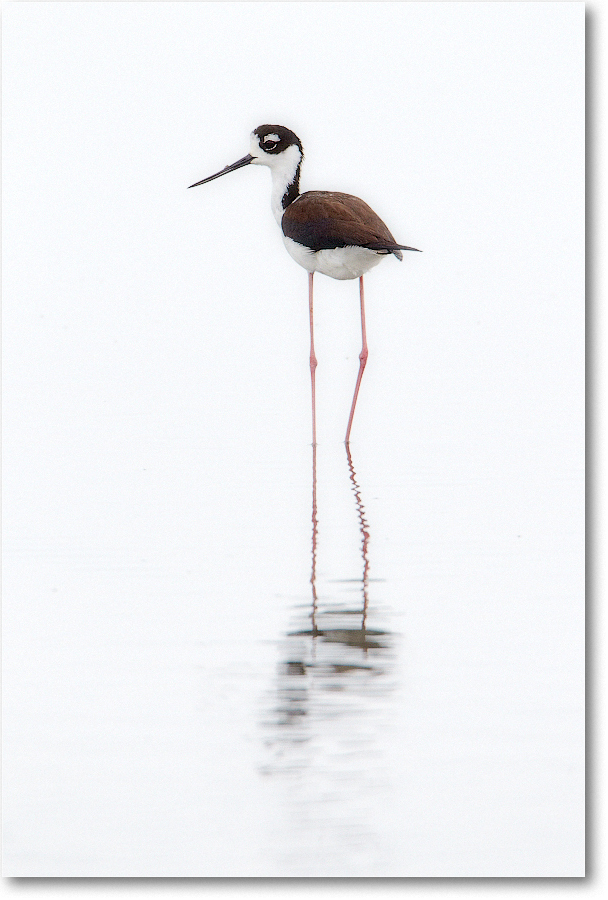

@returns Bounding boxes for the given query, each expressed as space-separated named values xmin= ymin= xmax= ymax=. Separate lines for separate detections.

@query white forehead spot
xmin=263 ymin=133 xmax=280 ymax=143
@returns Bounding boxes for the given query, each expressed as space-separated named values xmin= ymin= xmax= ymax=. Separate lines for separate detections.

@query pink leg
xmin=345 ymin=276 xmax=368 ymax=444
xmin=309 ymin=272 xmax=318 ymax=446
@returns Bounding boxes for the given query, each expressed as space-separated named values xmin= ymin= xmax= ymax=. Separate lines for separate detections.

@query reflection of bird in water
xmin=261 ymin=443 xmax=396 ymax=873
xmin=189 ymin=124 xmax=420 ymax=444
xmin=292 ymin=442 xmax=387 ymax=669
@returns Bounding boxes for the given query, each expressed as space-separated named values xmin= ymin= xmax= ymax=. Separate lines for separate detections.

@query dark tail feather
xmin=365 ymin=241 xmax=422 ymax=261
xmin=392 ymin=244 xmax=421 ymax=261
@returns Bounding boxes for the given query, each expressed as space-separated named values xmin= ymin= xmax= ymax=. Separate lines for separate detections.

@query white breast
xmin=282 ymin=237 xmax=386 ymax=281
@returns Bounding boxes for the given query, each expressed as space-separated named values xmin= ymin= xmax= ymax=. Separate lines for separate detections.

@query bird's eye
xmin=262 ymin=133 xmax=280 ymax=150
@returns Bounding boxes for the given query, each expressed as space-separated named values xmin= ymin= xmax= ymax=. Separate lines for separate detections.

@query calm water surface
xmin=3 ymin=409 xmax=584 ymax=875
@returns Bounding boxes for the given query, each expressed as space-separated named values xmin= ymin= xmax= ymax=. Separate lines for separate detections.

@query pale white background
xmin=1 ymin=0 xmax=596 ymax=888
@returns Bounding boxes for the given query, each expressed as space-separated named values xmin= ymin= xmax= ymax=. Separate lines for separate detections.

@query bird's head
xmin=188 ymin=125 xmax=303 ymax=189
xmin=249 ymin=125 xmax=303 ymax=169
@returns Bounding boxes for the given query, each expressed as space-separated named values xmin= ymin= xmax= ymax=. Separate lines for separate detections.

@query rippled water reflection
xmin=261 ymin=444 xmax=398 ymax=874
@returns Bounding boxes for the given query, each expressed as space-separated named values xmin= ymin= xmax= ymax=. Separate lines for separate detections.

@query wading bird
xmin=189 ymin=125 xmax=420 ymax=444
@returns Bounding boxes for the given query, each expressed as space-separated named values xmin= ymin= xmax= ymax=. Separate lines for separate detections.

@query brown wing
xmin=282 ymin=191 xmax=418 ymax=256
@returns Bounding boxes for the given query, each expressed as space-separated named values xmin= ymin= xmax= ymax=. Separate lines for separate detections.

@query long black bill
xmin=188 ymin=154 xmax=254 ymax=188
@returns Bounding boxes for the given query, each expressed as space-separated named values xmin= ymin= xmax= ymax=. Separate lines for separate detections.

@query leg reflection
xmin=346 ymin=442 xmax=370 ymax=633
xmin=268 ymin=442 xmax=393 ymax=734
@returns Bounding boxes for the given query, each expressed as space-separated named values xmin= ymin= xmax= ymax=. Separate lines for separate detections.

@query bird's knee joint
xmin=359 ymin=349 xmax=369 ymax=364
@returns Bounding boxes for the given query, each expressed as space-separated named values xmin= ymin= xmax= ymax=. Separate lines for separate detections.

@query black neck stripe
xmin=282 ymin=163 xmax=301 ymax=210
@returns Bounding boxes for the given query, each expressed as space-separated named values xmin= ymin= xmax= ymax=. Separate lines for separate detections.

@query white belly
xmin=282 ymin=236 xmax=385 ymax=280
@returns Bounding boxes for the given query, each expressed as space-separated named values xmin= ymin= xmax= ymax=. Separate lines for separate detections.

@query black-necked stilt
xmin=189 ymin=125 xmax=420 ymax=444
